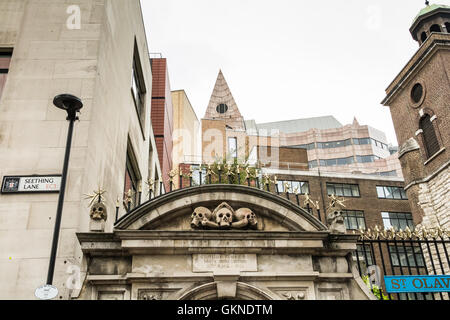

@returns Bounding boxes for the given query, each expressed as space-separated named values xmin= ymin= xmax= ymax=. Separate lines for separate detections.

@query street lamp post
xmin=46 ymin=94 xmax=83 ymax=286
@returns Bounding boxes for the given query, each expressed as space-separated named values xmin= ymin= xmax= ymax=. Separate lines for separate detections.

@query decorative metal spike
xmin=84 ymin=187 xmax=107 ymax=207
xmin=125 ymin=189 xmax=134 ymax=204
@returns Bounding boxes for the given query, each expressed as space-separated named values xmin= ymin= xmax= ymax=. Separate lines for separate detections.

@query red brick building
xmin=381 ymin=3 xmax=450 ymax=232
xmin=150 ymin=57 xmax=174 ymax=191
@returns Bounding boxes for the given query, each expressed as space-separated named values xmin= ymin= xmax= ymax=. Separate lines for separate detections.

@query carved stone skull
xmin=90 ymin=202 xmax=107 ymax=221
xmin=191 ymin=207 xmax=212 ymax=228
xmin=327 ymin=210 xmax=346 ymax=234
xmin=234 ymin=208 xmax=258 ymax=229
xmin=215 ymin=207 xmax=233 ymax=228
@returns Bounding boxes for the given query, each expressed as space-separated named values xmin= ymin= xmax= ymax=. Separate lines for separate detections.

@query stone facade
xmin=75 ymin=185 xmax=375 ymax=300
xmin=0 ymin=0 xmax=162 ymax=299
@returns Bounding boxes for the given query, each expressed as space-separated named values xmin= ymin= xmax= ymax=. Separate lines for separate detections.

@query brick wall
xmin=269 ymin=172 xmax=412 ymax=228
xmin=150 ymin=58 xmax=174 ymax=191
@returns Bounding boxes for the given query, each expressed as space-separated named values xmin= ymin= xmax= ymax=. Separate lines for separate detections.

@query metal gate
xmin=355 ymin=226 xmax=450 ymax=300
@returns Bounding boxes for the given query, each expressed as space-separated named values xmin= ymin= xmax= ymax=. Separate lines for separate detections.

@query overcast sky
xmin=141 ymin=0 xmax=450 ymax=146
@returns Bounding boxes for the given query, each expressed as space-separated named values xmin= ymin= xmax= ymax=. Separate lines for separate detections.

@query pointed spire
xmin=352 ymin=117 xmax=360 ymax=126
xmin=204 ymin=70 xmax=245 ymax=130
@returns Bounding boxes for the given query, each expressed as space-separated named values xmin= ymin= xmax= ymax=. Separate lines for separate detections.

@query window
xmin=191 ymin=165 xmax=207 ymax=186
xmin=420 ymin=114 xmax=440 ymax=158
xmin=356 ymin=155 xmax=379 ymax=164
xmin=327 ymin=183 xmax=360 ymax=197
xmin=411 ymin=83 xmax=423 ymax=104
xmin=277 ymin=180 xmax=309 ymax=194
xmin=228 ymin=137 xmax=237 ymax=159
xmin=342 ymin=210 xmax=366 ymax=230
xmin=297 ymin=143 xmax=315 ymax=150
xmin=0 ymin=51 xmax=12 ymax=101
xmin=446 ymin=23 xmax=450 ymax=34
xmin=319 ymin=157 xmax=354 ymax=167
xmin=430 ymin=24 xmax=441 ymax=33
xmin=377 ymin=186 xmax=408 ymax=200
xmin=379 ymin=171 xmax=397 ymax=177
xmin=124 ymin=141 xmax=142 ymax=209
xmin=131 ymin=42 xmax=146 ymax=130
xmin=389 ymin=246 xmax=425 ymax=268
xmin=371 ymin=139 xmax=388 ymax=150
xmin=353 ymin=138 xmax=371 ymax=145
xmin=308 ymin=160 xmax=318 ymax=169
xmin=382 ymin=212 xmax=414 ymax=231
xmin=353 ymin=244 xmax=375 ymax=273
xmin=420 ymin=31 xmax=427 ymax=43
xmin=216 ymin=104 xmax=228 ymax=114
xmin=317 ymin=139 xmax=352 ymax=149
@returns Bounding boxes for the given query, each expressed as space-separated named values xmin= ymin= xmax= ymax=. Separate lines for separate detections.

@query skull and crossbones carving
xmin=191 ymin=207 xmax=212 ymax=228
xmin=233 ymin=208 xmax=258 ymax=229
xmin=190 ymin=202 xmax=259 ymax=230
xmin=213 ymin=202 xmax=234 ymax=229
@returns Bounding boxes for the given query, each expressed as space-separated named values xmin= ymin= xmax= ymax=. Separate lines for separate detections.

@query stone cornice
xmin=77 ymin=231 xmax=358 ymax=256
xmin=114 ymin=184 xmax=328 ymax=232
xmin=404 ymin=159 xmax=450 ymax=190
xmin=398 ymin=137 xmax=420 ymax=159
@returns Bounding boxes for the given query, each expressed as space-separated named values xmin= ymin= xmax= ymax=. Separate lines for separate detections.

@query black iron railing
xmin=355 ymin=226 xmax=450 ymax=300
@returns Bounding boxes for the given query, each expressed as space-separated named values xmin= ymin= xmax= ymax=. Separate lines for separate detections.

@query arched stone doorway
xmin=178 ymin=282 xmax=276 ymax=300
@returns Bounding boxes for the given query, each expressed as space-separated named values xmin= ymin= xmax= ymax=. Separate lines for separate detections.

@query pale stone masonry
xmin=0 ymin=0 xmax=162 ymax=299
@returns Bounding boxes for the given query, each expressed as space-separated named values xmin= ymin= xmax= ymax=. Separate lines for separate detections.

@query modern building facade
xmin=202 ymin=70 xmax=402 ymax=178
xmin=0 ymin=0 xmax=162 ymax=299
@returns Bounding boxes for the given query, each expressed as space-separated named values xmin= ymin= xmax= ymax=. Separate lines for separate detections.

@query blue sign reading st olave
xmin=385 ymin=275 xmax=450 ymax=293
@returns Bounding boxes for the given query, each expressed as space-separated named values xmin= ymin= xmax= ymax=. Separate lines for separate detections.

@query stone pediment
xmin=115 ymin=185 xmax=328 ymax=232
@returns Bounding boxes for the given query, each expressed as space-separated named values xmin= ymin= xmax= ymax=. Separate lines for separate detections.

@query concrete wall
xmin=0 ymin=0 xmax=161 ymax=299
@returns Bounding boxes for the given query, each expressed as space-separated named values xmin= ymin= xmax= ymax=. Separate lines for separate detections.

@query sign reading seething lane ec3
xmin=1 ymin=175 xmax=61 ymax=194
xmin=385 ymin=276 xmax=450 ymax=293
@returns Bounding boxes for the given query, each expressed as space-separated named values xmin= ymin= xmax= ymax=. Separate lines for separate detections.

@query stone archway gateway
xmin=75 ymin=185 xmax=375 ymax=300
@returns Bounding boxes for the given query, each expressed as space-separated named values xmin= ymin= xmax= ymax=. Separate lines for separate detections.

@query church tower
xmin=382 ymin=2 xmax=450 ymax=231
xmin=202 ymin=70 xmax=247 ymax=163
xmin=203 ymin=70 xmax=245 ymax=131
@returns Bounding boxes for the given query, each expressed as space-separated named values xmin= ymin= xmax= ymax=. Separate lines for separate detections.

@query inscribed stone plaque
xmin=193 ymin=254 xmax=257 ymax=272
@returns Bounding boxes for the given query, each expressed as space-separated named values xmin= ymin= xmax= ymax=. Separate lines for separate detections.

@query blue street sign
xmin=385 ymin=275 xmax=450 ymax=293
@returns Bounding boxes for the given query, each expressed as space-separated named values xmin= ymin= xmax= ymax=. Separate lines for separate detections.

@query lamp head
xmin=53 ymin=94 xmax=83 ymax=121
